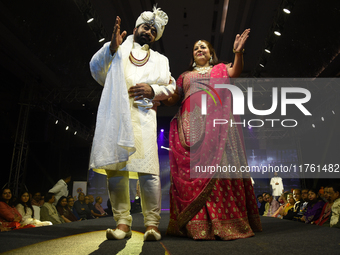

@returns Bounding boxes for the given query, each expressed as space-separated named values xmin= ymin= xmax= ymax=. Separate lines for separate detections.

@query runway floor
xmin=1 ymin=212 xmax=339 ymax=255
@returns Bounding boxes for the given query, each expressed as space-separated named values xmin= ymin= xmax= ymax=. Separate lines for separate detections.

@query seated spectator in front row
xmin=85 ymin=195 xmax=104 ymax=218
xmin=74 ymin=193 xmax=92 ymax=220
xmin=31 ymin=191 xmax=44 ymax=207
xmin=264 ymin=193 xmax=280 ymax=217
xmin=56 ymin=196 xmax=78 ymax=222
xmin=67 ymin=197 xmax=81 ymax=220
xmin=329 ymin=184 xmax=340 ymax=228
xmin=301 ymin=188 xmax=325 ymax=224
xmin=0 ymin=187 xmax=22 ymax=229
xmin=40 ymin=192 xmax=64 ymax=225
xmin=280 ymin=193 xmax=295 ymax=219
xmin=95 ymin=196 xmax=108 ymax=216
xmin=272 ymin=192 xmax=289 ymax=218
xmin=16 ymin=190 xmax=51 ymax=227
xmin=282 ymin=189 xmax=303 ymax=220
xmin=257 ymin=195 xmax=266 ymax=216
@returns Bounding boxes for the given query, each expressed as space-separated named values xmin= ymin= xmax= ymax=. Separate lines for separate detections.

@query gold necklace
xmin=129 ymin=50 xmax=150 ymax=67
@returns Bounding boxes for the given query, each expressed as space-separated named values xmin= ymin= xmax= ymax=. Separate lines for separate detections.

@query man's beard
xmin=134 ymin=31 xmax=153 ymax=47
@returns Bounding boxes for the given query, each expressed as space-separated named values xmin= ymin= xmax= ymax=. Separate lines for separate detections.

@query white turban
xmin=135 ymin=6 xmax=168 ymax=41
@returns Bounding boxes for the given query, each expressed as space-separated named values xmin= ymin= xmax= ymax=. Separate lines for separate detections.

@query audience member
xmin=293 ymin=189 xmax=309 ymax=221
xmin=87 ymin=195 xmax=99 ymax=215
xmin=94 ymin=196 xmax=108 ymax=216
xmin=272 ymin=192 xmax=289 ymax=218
xmin=257 ymin=195 xmax=266 ymax=216
xmin=31 ymin=192 xmax=44 ymax=207
xmin=264 ymin=193 xmax=280 ymax=217
xmin=301 ymin=188 xmax=325 ymax=224
xmin=15 ymin=190 xmax=51 ymax=227
xmin=283 ymin=189 xmax=303 ymax=220
xmin=280 ymin=193 xmax=295 ymax=219
xmin=67 ymin=197 xmax=81 ymax=220
xmin=49 ymin=176 xmax=71 ymax=206
xmin=40 ymin=192 xmax=64 ymax=224
xmin=85 ymin=195 xmax=103 ymax=218
xmin=56 ymin=196 xmax=78 ymax=222
xmin=314 ymin=186 xmax=333 ymax=226
xmin=74 ymin=192 xmax=92 ymax=219
xmin=0 ymin=188 xmax=22 ymax=229
xmin=329 ymin=183 xmax=340 ymax=228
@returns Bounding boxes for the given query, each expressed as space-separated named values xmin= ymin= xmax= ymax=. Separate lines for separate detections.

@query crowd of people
xmin=257 ymin=183 xmax=340 ymax=228
xmin=0 ymin=177 xmax=108 ymax=232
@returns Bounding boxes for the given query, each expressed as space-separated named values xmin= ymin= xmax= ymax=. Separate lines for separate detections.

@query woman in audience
xmin=301 ymin=188 xmax=325 ymax=224
xmin=56 ymin=196 xmax=78 ymax=222
xmin=272 ymin=192 xmax=289 ymax=218
xmin=67 ymin=196 xmax=81 ymax=220
xmin=16 ymin=190 xmax=51 ymax=227
xmin=40 ymin=192 xmax=64 ymax=224
xmin=57 ymin=196 xmax=78 ymax=223
xmin=0 ymin=188 xmax=22 ymax=229
xmin=313 ymin=186 xmax=332 ymax=226
xmin=94 ymin=196 xmax=108 ymax=216
xmin=281 ymin=193 xmax=295 ymax=219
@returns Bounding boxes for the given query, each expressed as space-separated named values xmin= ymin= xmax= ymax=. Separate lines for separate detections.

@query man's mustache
xmin=140 ymin=33 xmax=151 ymax=41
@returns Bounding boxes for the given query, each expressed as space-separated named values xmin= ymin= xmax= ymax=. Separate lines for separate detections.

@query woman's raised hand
xmin=233 ymin=28 xmax=250 ymax=52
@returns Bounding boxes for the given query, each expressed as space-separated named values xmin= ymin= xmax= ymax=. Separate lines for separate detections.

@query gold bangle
xmin=233 ymin=48 xmax=245 ymax=54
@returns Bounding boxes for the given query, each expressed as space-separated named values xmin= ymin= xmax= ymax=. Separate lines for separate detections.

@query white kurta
xmin=270 ymin=177 xmax=284 ymax=196
xmin=89 ymin=35 xmax=175 ymax=176
xmin=49 ymin=179 xmax=68 ymax=206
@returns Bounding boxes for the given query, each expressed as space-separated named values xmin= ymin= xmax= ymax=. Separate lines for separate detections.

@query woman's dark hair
xmin=17 ymin=190 xmax=34 ymax=217
xmin=56 ymin=196 xmax=68 ymax=208
xmin=1 ymin=187 xmax=15 ymax=207
xmin=44 ymin=192 xmax=55 ymax=202
xmin=187 ymin=40 xmax=229 ymax=71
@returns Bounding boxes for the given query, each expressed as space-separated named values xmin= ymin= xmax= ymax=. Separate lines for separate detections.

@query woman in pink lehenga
xmin=164 ymin=29 xmax=262 ymax=240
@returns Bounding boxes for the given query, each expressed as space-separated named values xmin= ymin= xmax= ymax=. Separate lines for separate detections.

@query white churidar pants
xmin=106 ymin=170 xmax=161 ymax=227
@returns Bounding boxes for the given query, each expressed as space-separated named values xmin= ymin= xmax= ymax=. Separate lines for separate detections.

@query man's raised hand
xmin=110 ymin=16 xmax=127 ymax=54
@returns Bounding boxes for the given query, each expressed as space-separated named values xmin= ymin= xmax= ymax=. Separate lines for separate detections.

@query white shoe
xmin=134 ymin=98 xmax=153 ymax=108
xmin=106 ymin=228 xmax=132 ymax=240
xmin=143 ymin=229 xmax=162 ymax=241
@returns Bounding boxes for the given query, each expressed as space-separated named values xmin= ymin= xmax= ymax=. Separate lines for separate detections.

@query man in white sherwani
xmin=89 ymin=7 xmax=175 ymax=241
xmin=270 ymin=172 xmax=284 ymax=200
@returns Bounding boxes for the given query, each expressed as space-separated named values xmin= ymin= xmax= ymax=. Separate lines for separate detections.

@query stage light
xmin=55 ymin=120 xmax=58 ymax=124
xmin=321 ymin=117 xmax=324 ymax=121
xmin=265 ymin=49 xmax=271 ymax=53
xmin=332 ymin=110 xmax=335 ymax=114
xmin=160 ymin=129 xmax=164 ymax=132
xmin=274 ymin=30 xmax=281 ymax=36
xmin=312 ymin=124 xmax=315 ymax=128
xmin=66 ymin=126 xmax=69 ymax=130
xmin=283 ymin=8 xmax=291 ymax=14
xmin=74 ymin=131 xmax=77 ymax=135
xmin=259 ymin=64 xmax=265 ymax=68
xmin=82 ymin=104 xmax=85 ymax=107
xmin=248 ymin=126 xmax=252 ymax=130
xmin=84 ymin=12 xmax=94 ymax=24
